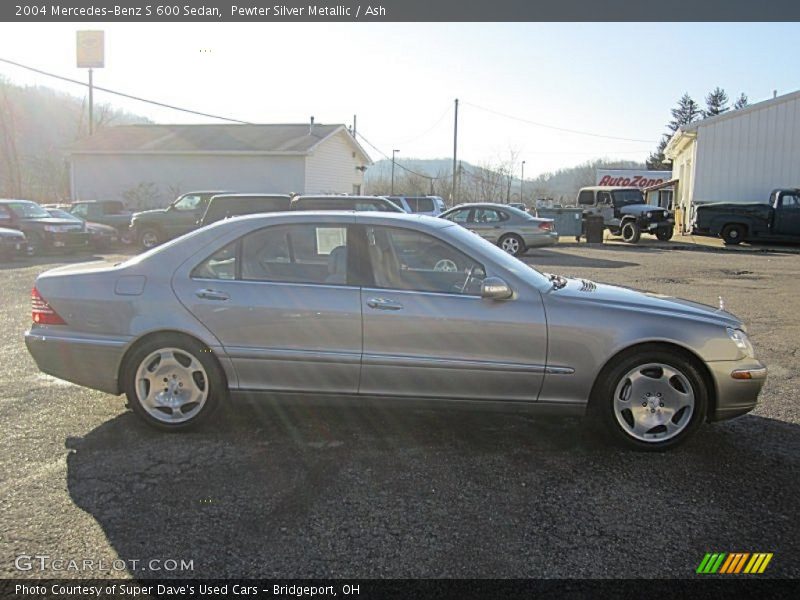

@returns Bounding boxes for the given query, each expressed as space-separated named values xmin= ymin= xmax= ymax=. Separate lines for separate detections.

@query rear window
xmin=405 ymin=198 xmax=435 ymax=213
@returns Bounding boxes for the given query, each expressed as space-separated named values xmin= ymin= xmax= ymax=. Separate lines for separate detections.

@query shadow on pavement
xmin=524 ymin=247 xmax=638 ymax=269
xmin=66 ymin=399 xmax=800 ymax=578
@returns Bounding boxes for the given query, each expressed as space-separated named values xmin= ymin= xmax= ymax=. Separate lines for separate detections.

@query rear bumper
xmin=24 ymin=328 xmax=128 ymax=395
xmin=706 ymin=358 xmax=767 ymax=422
xmin=523 ymin=232 xmax=559 ymax=247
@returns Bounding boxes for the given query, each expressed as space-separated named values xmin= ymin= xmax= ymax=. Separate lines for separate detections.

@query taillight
xmin=539 ymin=221 xmax=554 ymax=231
xmin=31 ymin=287 xmax=66 ymax=325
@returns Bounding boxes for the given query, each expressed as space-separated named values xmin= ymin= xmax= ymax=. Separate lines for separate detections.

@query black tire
xmin=589 ymin=345 xmax=708 ymax=451
xmin=721 ymin=224 xmax=745 ymax=245
xmin=655 ymin=227 xmax=674 ymax=241
xmin=122 ymin=334 xmax=226 ymax=431
xmin=620 ymin=221 xmax=641 ymax=244
xmin=498 ymin=233 xmax=526 ymax=256
xmin=138 ymin=227 xmax=162 ymax=250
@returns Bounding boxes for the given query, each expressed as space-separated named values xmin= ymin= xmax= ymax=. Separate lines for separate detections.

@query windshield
xmin=611 ymin=190 xmax=645 ymax=205
xmin=7 ymin=201 xmax=51 ymax=219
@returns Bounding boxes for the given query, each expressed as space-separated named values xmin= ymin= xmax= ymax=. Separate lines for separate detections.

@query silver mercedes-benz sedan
xmin=439 ymin=203 xmax=559 ymax=256
xmin=25 ymin=212 xmax=766 ymax=450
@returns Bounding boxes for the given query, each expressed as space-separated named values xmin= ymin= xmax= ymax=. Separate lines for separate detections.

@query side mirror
xmin=481 ymin=277 xmax=513 ymax=300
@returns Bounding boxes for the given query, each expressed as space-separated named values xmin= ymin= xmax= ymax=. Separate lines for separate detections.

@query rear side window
xmin=578 ymin=190 xmax=595 ymax=205
xmin=405 ymin=198 xmax=435 ymax=213
xmin=193 ymin=242 xmax=238 ymax=280
xmin=240 ymin=224 xmax=348 ymax=285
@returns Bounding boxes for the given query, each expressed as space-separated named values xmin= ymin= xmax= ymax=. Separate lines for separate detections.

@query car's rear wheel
xmin=721 ymin=224 xmax=745 ymax=245
xmin=138 ymin=228 xmax=162 ymax=250
xmin=591 ymin=347 xmax=708 ymax=451
xmin=123 ymin=336 xmax=225 ymax=430
xmin=655 ymin=226 xmax=674 ymax=241
xmin=620 ymin=221 xmax=641 ymax=243
xmin=498 ymin=233 xmax=525 ymax=256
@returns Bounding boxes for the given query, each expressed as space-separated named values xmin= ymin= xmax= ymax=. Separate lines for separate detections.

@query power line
xmin=463 ymin=100 xmax=657 ymax=144
xmin=0 ymin=56 xmax=251 ymax=124
xmin=355 ymin=131 xmax=449 ymax=180
xmin=394 ymin=104 xmax=451 ymax=145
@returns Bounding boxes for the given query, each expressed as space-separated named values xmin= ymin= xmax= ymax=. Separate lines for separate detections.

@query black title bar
xmin=3 ymin=0 xmax=800 ymax=22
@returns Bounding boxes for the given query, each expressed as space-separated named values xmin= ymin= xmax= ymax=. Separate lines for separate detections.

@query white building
xmin=665 ymin=90 xmax=800 ymax=232
xmin=68 ymin=123 xmax=372 ymax=208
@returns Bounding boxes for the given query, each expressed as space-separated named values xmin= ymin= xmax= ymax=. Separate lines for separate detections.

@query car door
xmin=467 ymin=208 xmax=505 ymax=243
xmin=358 ymin=223 xmax=548 ymax=401
xmin=171 ymin=220 xmax=362 ymax=393
xmin=774 ymin=192 xmax=800 ymax=237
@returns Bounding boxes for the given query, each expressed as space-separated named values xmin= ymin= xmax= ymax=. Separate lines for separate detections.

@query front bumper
xmin=706 ymin=358 xmax=767 ymax=422
xmin=43 ymin=231 xmax=90 ymax=250
xmin=0 ymin=235 xmax=27 ymax=256
xmin=640 ymin=218 xmax=674 ymax=232
xmin=24 ymin=328 xmax=128 ymax=395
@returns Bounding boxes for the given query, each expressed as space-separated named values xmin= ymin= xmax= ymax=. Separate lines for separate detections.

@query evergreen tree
xmin=646 ymin=135 xmax=671 ymax=171
xmin=734 ymin=93 xmax=749 ymax=110
xmin=669 ymin=93 xmax=702 ymax=132
xmin=703 ymin=87 xmax=730 ymax=117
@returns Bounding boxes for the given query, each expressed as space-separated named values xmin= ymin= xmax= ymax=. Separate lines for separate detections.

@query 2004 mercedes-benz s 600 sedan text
xmin=25 ymin=212 xmax=766 ymax=450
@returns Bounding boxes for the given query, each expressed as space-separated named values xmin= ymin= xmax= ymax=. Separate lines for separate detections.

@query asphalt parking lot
xmin=1 ymin=241 xmax=798 ymax=579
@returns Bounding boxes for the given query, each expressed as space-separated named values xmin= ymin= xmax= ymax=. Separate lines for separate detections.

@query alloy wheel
xmin=134 ymin=347 xmax=209 ymax=424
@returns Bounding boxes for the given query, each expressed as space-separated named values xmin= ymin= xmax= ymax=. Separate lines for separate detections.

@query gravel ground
xmin=0 ymin=242 xmax=798 ymax=579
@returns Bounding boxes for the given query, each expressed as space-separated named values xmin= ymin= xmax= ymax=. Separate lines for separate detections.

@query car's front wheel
xmin=123 ymin=335 xmax=225 ymax=430
xmin=620 ymin=221 xmax=641 ymax=243
xmin=655 ymin=226 xmax=674 ymax=241
xmin=498 ymin=233 xmax=525 ymax=256
xmin=591 ymin=346 xmax=708 ymax=451
xmin=138 ymin=227 xmax=162 ymax=250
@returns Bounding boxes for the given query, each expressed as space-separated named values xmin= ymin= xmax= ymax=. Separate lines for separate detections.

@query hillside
xmin=0 ymin=77 xmax=150 ymax=201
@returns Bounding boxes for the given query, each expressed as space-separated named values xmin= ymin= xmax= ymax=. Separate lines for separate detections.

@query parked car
xmin=198 ymin=194 xmax=292 ymax=227
xmin=0 ymin=226 xmax=27 ymax=260
xmin=439 ymin=203 xmax=558 ymax=256
xmin=291 ymin=195 xmax=406 ymax=212
xmin=129 ymin=191 xmax=231 ymax=249
xmin=45 ymin=208 xmax=119 ymax=251
xmin=0 ymin=199 xmax=89 ymax=255
xmin=694 ymin=188 xmax=800 ymax=245
xmin=385 ymin=195 xmax=446 ymax=216
xmin=577 ymin=186 xmax=674 ymax=243
xmin=25 ymin=212 xmax=766 ymax=450
xmin=69 ymin=200 xmax=133 ymax=244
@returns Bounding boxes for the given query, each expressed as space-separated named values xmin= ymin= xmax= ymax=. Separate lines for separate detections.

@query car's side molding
xmin=361 ymin=353 xmax=549 ymax=373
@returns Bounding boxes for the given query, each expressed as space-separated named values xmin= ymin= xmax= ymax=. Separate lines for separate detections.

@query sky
xmin=0 ymin=22 xmax=798 ymax=177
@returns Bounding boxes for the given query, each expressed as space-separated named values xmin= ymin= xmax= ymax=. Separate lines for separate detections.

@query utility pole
xmin=391 ymin=149 xmax=400 ymax=195
xmin=76 ymin=31 xmax=104 ymax=137
xmin=88 ymin=69 xmax=94 ymax=135
xmin=452 ymin=98 xmax=458 ymax=205
xmin=520 ymin=160 xmax=526 ymax=203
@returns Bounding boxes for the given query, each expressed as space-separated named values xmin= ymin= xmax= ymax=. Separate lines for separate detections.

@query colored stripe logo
xmin=697 ymin=552 xmax=773 ymax=574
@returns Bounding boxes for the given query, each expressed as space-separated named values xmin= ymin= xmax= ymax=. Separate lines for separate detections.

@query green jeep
xmin=129 ymin=191 xmax=229 ymax=249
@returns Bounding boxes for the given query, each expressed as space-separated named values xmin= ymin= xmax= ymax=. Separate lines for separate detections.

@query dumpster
xmin=583 ymin=214 xmax=605 ymax=244
xmin=535 ymin=207 xmax=583 ymax=238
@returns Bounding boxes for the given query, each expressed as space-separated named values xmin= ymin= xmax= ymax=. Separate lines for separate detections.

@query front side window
xmin=578 ymin=190 xmax=595 ymax=205
xmin=71 ymin=204 xmax=88 ymax=218
xmin=597 ymin=192 xmax=612 ymax=205
xmin=445 ymin=209 xmax=471 ymax=224
xmin=365 ymin=226 xmax=485 ymax=295
xmin=173 ymin=195 xmax=202 ymax=211
xmin=471 ymin=209 xmax=501 ymax=223
xmin=241 ymin=224 xmax=348 ymax=285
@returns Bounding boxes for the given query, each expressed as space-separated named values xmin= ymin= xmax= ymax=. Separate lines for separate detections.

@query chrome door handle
xmin=195 ymin=288 xmax=230 ymax=301
xmin=367 ymin=297 xmax=404 ymax=311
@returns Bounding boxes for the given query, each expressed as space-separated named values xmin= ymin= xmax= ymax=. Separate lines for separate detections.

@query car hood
xmin=619 ymin=204 xmax=665 ymax=216
xmin=23 ymin=217 xmax=83 ymax=226
xmin=131 ymin=208 xmax=167 ymax=218
xmin=86 ymin=221 xmax=117 ymax=233
xmin=551 ymin=276 xmax=741 ymax=328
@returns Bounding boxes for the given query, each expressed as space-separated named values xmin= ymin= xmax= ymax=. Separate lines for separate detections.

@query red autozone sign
xmin=596 ymin=170 xmax=672 ymax=189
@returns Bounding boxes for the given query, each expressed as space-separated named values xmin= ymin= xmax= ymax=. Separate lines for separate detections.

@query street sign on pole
xmin=76 ymin=31 xmax=104 ymax=68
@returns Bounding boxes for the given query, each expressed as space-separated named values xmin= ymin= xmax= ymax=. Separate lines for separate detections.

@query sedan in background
xmin=25 ymin=212 xmax=766 ymax=451
xmin=45 ymin=208 xmax=119 ymax=251
xmin=0 ymin=199 xmax=89 ymax=255
xmin=0 ymin=227 xmax=27 ymax=260
xmin=440 ymin=203 xmax=558 ymax=256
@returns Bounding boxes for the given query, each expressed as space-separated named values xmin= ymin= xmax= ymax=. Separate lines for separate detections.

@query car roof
xmin=226 ymin=210 xmax=452 ymax=229
xmin=210 ymin=193 xmax=291 ymax=200
xmin=293 ymin=195 xmax=390 ymax=202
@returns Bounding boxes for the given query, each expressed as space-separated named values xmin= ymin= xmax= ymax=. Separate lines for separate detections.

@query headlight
xmin=43 ymin=225 xmax=62 ymax=233
xmin=646 ymin=211 xmax=653 ymax=219
xmin=727 ymin=327 xmax=755 ymax=358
